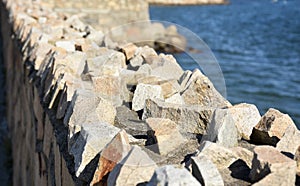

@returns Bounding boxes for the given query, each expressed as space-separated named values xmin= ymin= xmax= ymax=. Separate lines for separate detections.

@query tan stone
xmin=90 ymin=130 xmax=131 ymax=185
xmin=295 ymin=146 xmax=300 ymax=176
xmin=119 ymin=43 xmax=137 ymax=60
xmin=146 ymin=118 xmax=186 ymax=156
xmin=276 ymin=125 xmax=300 ymax=155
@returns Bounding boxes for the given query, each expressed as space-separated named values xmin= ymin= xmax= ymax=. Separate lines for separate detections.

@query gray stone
xmin=132 ymin=83 xmax=163 ymax=111
xmin=249 ymin=145 xmax=296 ymax=184
xmin=276 ymin=125 xmax=300 ymax=155
xmin=107 ymin=146 xmax=157 ymax=186
xmin=165 ymin=93 xmax=185 ymax=105
xmin=251 ymin=108 xmax=297 ymax=145
xmin=204 ymin=108 xmax=238 ymax=148
xmin=70 ymin=122 xmax=120 ymax=177
xmin=90 ymin=130 xmax=132 ymax=185
xmin=181 ymin=69 xmax=231 ymax=108
xmin=178 ymin=70 xmax=193 ymax=91
xmin=143 ymin=98 xmax=213 ymax=136
xmin=115 ymin=106 xmax=149 ymax=136
xmin=146 ymin=118 xmax=186 ymax=156
xmin=130 ymin=54 xmax=144 ymax=68
xmin=192 ymin=154 xmax=224 ymax=186
xmin=147 ymin=165 xmax=201 ymax=186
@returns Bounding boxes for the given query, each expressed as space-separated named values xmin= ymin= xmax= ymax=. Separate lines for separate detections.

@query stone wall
xmin=0 ymin=0 xmax=299 ymax=186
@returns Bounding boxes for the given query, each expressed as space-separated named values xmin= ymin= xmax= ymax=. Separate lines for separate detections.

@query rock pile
xmin=2 ymin=0 xmax=299 ymax=185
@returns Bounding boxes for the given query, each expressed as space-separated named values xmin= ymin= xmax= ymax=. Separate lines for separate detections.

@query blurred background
xmin=150 ymin=0 xmax=300 ymax=128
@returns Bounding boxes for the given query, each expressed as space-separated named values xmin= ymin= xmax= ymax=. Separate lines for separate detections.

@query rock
xmin=276 ymin=125 xmax=300 ymax=155
xmin=249 ymin=145 xmax=296 ymax=184
xmin=181 ymin=69 xmax=231 ymax=108
xmin=295 ymin=146 xmax=300 ymax=176
xmin=228 ymin=103 xmax=261 ymax=140
xmin=251 ymin=108 xmax=297 ymax=146
xmin=63 ymin=51 xmax=87 ymax=76
xmin=107 ymin=145 xmax=157 ymax=186
xmin=69 ymin=122 xmax=120 ymax=177
xmin=150 ymin=54 xmax=184 ymax=81
xmin=119 ymin=43 xmax=137 ymax=61
xmin=148 ymin=165 xmax=201 ymax=186
xmin=165 ymin=93 xmax=185 ymax=105
xmin=65 ymin=15 xmax=87 ymax=32
xmin=198 ymin=141 xmax=238 ymax=169
xmin=129 ymin=54 xmax=144 ymax=68
xmin=55 ymin=40 xmax=76 ymax=52
xmin=178 ymin=70 xmax=192 ymax=91
xmin=146 ymin=118 xmax=186 ymax=156
xmin=90 ymin=130 xmax=131 ymax=185
xmin=158 ymin=79 xmax=181 ymax=99
xmin=143 ymin=98 xmax=213 ymax=136
xmin=115 ymin=106 xmax=149 ymax=136
xmin=132 ymin=83 xmax=163 ymax=111
xmin=91 ymin=75 xmax=123 ymax=106
xmin=64 ymin=89 xmax=116 ymax=139
xmin=138 ymin=46 xmax=158 ymax=66
xmin=204 ymin=108 xmax=238 ymax=148
xmin=191 ymin=154 xmax=224 ymax=186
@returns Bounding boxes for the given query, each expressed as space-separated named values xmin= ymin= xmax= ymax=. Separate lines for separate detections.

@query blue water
xmin=150 ymin=0 xmax=300 ymax=128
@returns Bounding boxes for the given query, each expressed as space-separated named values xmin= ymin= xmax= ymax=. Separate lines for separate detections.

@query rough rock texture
xmin=249 ymin=145 xmax=296 ymax=185
xmin=276 ymin=125 xmax=300 ymax=155
xmin=146 ymin=118 xmax=186 ymax=156
xmin=251 ymin=108 xmax=297 ymax=145
xmin=148 ymin=165 xmax=201 ymax=186
xmin=90 ymin=130 xmax=131 ymax=185
xmin=107 ymin=146 xmax=157 ymax=186
xmin=295 ymin=146 xmax=300 ymax=176
xmin=204 ymin=108 xmax=238 ymax=148
xmin=143 ymin=98 xmax=213 ymax=136
xmin=192 ymin=154 xmax=224 ymax=186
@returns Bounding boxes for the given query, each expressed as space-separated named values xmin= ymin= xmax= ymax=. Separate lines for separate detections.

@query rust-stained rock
xmin=90 ymin=130 xmax=131 ymax=186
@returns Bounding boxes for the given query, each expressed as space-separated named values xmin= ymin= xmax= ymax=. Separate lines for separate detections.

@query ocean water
xmin=150 ymin=0 xmax=300 ymax=128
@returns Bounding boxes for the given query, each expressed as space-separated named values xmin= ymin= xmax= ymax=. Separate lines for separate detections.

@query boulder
xmin=107 ymin=146 xmax=157 ymax=186
xmin=69 ymin=122 xmax=120 ymax=177
xmin=203 ymin=108 xmax=238 ymax=148
xmin=55 ymin=40 xmax=76 ymax=52
xmin=64 ymin=89 xmax=116 ymax=139
xmin=146 ymin=118 xmax=186 ymax=156
xmin=90 ymin=130 xmax=131 ymax=185
xmin=143 ymin=98 xmax=213 ymax=136
xmin=119 ymin=43 xmax=137 ymax=61
xmin=132 ymin=83 xmax=163 ymax=111
xmin=165 ymin=93 xmax=185 ymax=105
xmin=249 ymin=145 xmax=296 ymax=184
xmin=228 ymin=103 xmax=261 ymax=140
xmin=148 ymin=165 xmax=201 ymax=186
xmin=115 ymin=106 xmax=149 ymax=136
xmin=150 ymin=53 xmax=184 ymax=81
xmin=251 ymin=108 xmax=297 ymax=146
xmin=181 ymin=69 xmax=231 ymax=108
xmin=276 ymin=125 xmax=300 ymax=155
xmin=191 ymin=154 xmax=224 ymax=186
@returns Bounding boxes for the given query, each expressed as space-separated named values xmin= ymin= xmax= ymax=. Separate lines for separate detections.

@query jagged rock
xmin=119 ymin=43 xmax=137 ymax=60
xmin=191 ymin=154 xmax=224 ymax=186
xmin=55 ymin=40 xmax=76 ymax=52
xmin=203 ymin=108 xmax=238 ymax=148
xmin=249 ymin=145 xmax=296 ymax=184
xmin=198 ymin=141 xmax=238 ymax=169
xmin=92 ymin=75 xmax=124 ymax=106
xmin=63 ymin=51 xmax=87 ymax=76
xmin=70 ymin=122 xmax=120 ymax=177
xmin=90 ymin=130 xmax=131 ymax=185
xmin=251 ymin=108 xmax=297 ymax=146
xmin=146 ymin=118 xmax=186 ymax=156
xmin=165 ymin=93 xmax=185 ymax=105
xmin=295 ymin=146 xmax=300 ymax=176
xmin=64 ymin=89 xmax=116 ymax=139
xmin=181 ymin=69 xmax=231 ymax=108
xmin=143 ymin=98 xmax=213 ymax=136
xmin=115 ymin=106 xmax=149 ymax=136
xmin=138 ymin=46 xmax=158 ymax=66
xmin=276 ymin=125 xmax=300 ymax=155
xmin=150 ymin=53 xmax=184 ymax=81
xmin=136 ymin=64 xmax=152 ymax=75
xmin=178 ymin=70 xmax=193 ymax=91
xmin=107 ymin=145 xmax=157 ymax=186
xmin=132 ymin=83 xmax=163 ymax=111
xmin=129 ymin=54 xmax=144 ymax=68
xmin=159 ymin=79 xmax=181 ymax=99
xmin=228 ymin=103 xmax=261 ymax=140
xmin=148 ymin=165 xmax=201 ymax=186
xmin=65 ymin=15 xmax=87 ymax=32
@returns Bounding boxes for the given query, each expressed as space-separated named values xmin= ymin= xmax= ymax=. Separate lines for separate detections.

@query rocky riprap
xmin=1 ymin=0 xmax=299 ymax=185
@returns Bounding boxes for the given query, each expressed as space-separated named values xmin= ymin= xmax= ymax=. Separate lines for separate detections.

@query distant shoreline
xmin=148 ymin=0 xmax=230 ymax=6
